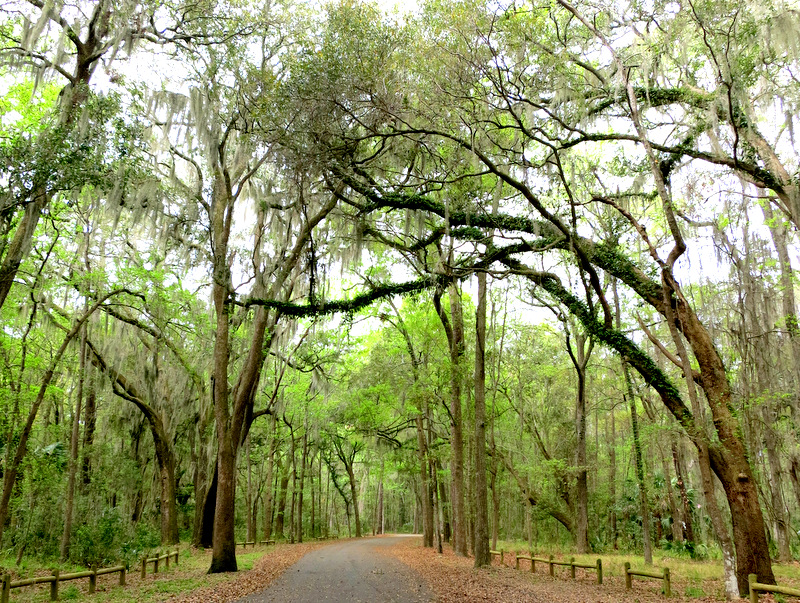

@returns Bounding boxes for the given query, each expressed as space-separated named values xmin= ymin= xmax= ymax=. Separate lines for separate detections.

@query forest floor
xmin=5 ymin=541 xmax=327 ymax=603
xmin=7 ymin=536 xmax=800 ymax=602
xmin=382 ymin=538 xmax=800 ymax=603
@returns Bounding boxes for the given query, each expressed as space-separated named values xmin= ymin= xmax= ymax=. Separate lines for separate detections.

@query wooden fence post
xmin=663 ymin=567 xmax=671 ymax=597
xmin=89 ymin=564 xmax=97 ymax=594
xmin=141 ymin=558 xmax=147 ymax=580
xmin=154 ymin=556 xmax=159 ymax=574
xmin=50 ymin=569 xmax=59 ymax=601
xmin=1 ymin=574 xmax=9 ymax=603
xmin=596 ymin=559 xmax=602 ymax=585
xmin=120 ymin=566 xmax=126 ymax=587
xmin=570 ymin=557 xmax=575 ymax=579
xmin=500 ymin=549 xmax=504 ymax=566
xmin=624 ymin=562 xmax=632 ymax=589
xmin=530 ymin=552 xmax=535 ymax=573
xmin=174 ymin=550 xmax=179 ymax=566
xmin=549 ymin=555 xmax=554 ymax=577
xmin=165 ymin=553 xmax=170 ymax=569
xmin=515 ymin=553 xmax=520 ymax=570
xmin=749 ymin=574 xmax=758 ymax=603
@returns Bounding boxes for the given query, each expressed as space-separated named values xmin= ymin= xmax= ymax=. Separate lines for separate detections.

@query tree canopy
xmin=1 ymin=0 xmax=799 ymax=596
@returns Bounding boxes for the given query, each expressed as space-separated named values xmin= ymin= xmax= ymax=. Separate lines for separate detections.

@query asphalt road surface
xmin=235 ymin=535 xmax=433 ymax=603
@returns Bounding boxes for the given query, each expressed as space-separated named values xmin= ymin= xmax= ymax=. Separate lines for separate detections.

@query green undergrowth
xmin=2 ymin=544 xmax=270 ymax=603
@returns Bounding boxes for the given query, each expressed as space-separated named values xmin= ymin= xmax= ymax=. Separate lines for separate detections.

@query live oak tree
xmin=294 ymin=0 xmax=789 ymax=593
xmin=4 ymin=0 xmax=800 ymax=590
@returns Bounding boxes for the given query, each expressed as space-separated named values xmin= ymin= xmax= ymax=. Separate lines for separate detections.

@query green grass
xmin=0 ymin=543 xmax=280 ymax=603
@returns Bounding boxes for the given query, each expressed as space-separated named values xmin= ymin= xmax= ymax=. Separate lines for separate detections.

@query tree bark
xmin=346 ymin=462 xmax=362 ymax=538
xmin=565 ymin=325 xmax=592 ymax=554
xmin=263 ymin=415 xmax=278 ymax=541
xmin=297 ymin=425 xmax=309 ymax=543
xmin=416 ymin=412 xmax=434 ymax=547
xmin=473 ymin=271 xmax=490 ymax=567
xmin=622 ymin=360 xmax=653 ymax=564
xmin=81 ymin=371 xmax=96 ymax=489
xmin=659 ymin=444 xmax=682 ymax=544
xmin=608 ymin=409 xmax=618 ymax=549
xmin=61 ymin=325 xmax=87 ymax=560
xmin=433 ymin=284 xmax=467 ymax=556
xmin=275 ymin=452 xmax=290 ymax=539
xmin=672 ymin=440 xmax=695 ymax=544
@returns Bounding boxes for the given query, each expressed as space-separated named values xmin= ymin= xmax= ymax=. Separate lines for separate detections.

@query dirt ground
xmin=381 ymin=538 xmax=715 ymax=603
xmin=164 ymin=535 xmax=793 ymax=603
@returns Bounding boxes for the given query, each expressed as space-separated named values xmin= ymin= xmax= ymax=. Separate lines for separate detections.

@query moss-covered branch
xmin=237 ymin=274 xmax=447 ymax=317
xmin=500 ymin=257 xmax=697 ymax=436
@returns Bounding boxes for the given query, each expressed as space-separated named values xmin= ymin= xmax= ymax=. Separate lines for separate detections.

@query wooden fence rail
xmin=748 ymin=573 xmax=800 ymax=602
xmin=1 ymin=563 xmax=127 ymax=603
xmin=140 ymin=550 xmax=179 ymax=579
xmin=624 ymin=562 xmax=671 ymax=597
xmin=489 ymin=549 xmax=505 ymax=565
xmin=510 ymin=552 xmax=602 ymax=584
xmin=505 ymin=549 xmax=671 ymax=596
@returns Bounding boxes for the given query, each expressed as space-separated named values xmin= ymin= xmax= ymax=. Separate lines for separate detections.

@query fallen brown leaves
xmin=382 ymin=538 xmax=720 ymax=603
xmin=166 ymin=542 xmax=326 ymax=603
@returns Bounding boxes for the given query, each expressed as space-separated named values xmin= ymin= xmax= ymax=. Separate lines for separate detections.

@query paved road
xmin=236 ymin=535 xmax=433 ymax=603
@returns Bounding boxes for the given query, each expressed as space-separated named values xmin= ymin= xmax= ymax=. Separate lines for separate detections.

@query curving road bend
xmin=236 ymin=535 xmax=433 ymax=603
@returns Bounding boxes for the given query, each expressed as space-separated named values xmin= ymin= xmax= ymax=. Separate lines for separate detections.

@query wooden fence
xmin=503 ymin=550 xmax=671 ymax=597
xmin=140 ymin=550 xmax=180 ymax=578
xmin=624 ymin=561 xmax=671 ymax=597
xmin=509 ymin=551 xmax=603 ymax=584
xmin=748 ymin=573 xmax=800 ymax=602
xmin=1 ymin=549 xmax=179 ymax=602
xmin=1 ymin=564 xmax=126 ymax=602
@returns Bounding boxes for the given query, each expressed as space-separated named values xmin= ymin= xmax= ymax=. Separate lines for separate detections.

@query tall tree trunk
xmin=347 ymin=463 xmax=362 ymax=538
xmin=209 ymin=168 xmax=238 ymax=573
xmin=473 ymin=271 xmax=490 ymax=567
xmin=416 ymin=412 xmax=434 ymax=547
xmin=622 ymin=360 xmax=653 ymax=564
xmin=246 ymin=435 xmax=255 ymax=543
xmin=607 ymin=409 xmax=618 ymax=549
xmin=61 ymin=325 xmax=88 ymax=560
xmin=613 ymin=277 xmax=652 ymax=563
xmin=310 ymin=453 xmax=317 ymax=539
xmin=565 ymin=326 xmax=592 ymax=554
xmin=191 ymin=426 xmax=208 ymax=547
xmin=761 ymin=404 xmax=792 ymax=562
xmin=377 ymin=457 xmax=384 ymax=535
xmin=435 ymin=460 xmax=451 ymax=543
xmin=81 ymin=373 xmax=96 ymax=489
xmin=672 ymin=440 xmax=695 ymax=543
xmin=659 ymin=278 xmax=739 ymax=598
xmin=659 ymin=445 xmax=682 ymax=543
xmin=289 ymin=433 xmax=298 ymax=543
xmin=434 ymin=285 xmax=467 ymax=556
xmin=297 ymin=426 xmax=308 ymax=543
xmin=200 ymin=470 xmax=217 ymax=547
xmin=263 ymin=415 xmax=278 ymax=541
xmin=490 ymin=465 xmax=499 ymax=551
xmin=275 ymin=452 xmax=290 ymax=539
